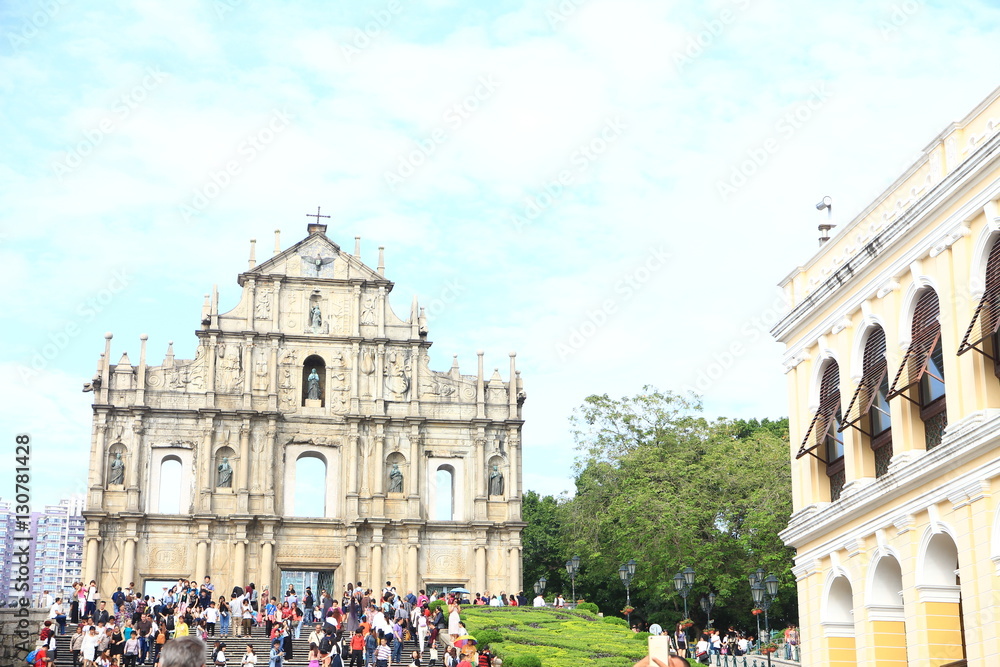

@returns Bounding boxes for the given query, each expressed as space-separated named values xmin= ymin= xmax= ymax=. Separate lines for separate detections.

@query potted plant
xmin=680 ymin=618 xmax=694 ymax=629
xmin=620 ymin=605 xmax=635 ymax=616
xmin=761 ymin=642 xmax=778 ymax=655
xmin=751 ymin=608 xmax=763 ymax=616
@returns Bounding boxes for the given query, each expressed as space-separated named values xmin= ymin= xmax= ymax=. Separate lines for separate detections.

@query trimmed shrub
xmin=510 ymin=656 xmax=542 ymax=667
xmin=575 ymin=602 xmax=599 ymax=615
xmin=428 ymin=599 xmax=447 ymax=614
xmin=602 ymin=616 xmax=628 ymax=626
xmin=475 ymin=629 xmax=505 ymax=648
xmin=632 ymin=632 xmax=651 ymax=641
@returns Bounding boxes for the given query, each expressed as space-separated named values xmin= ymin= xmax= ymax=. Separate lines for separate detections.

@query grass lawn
xmin=459 ymin=606 xmax=696 ymax=667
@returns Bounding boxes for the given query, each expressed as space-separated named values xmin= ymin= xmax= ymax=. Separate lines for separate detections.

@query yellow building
xmin=773 ymin=86 xmax=1000 ymax=666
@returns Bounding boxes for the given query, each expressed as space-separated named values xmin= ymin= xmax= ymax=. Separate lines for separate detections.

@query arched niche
xmin=302 ymin=354 xmax=326 ymax=406
xmin=107 ymin=442 xmax=127 ymax=487
xmin=487 ymin=454 xmax=507 ymax=497
xmin=386 ymin=451 xmax=407 ymax=495
xmin=214 ymin=445 xmax=237 ymax=490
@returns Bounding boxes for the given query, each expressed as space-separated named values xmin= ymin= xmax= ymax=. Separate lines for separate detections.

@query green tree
xmin=557 ymin=388 xmax=796 ymax=632
xmin=521 ymin=490 xmax=568 ymax=598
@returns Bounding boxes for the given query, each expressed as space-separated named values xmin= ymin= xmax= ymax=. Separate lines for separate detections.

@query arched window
xmin=919 ymin=532 xmax=966 ymax=662
xmin=302 ymin=355 xmax=326 ymax=407
xmin=888 ymin=290 xmax=947 ymax=449
xmin=158 ymin=456 xmax=183 ymax=514
xmin=959 ymin=235 xmax=1000 ymax=378
xmin=433 ymin=465 xmax=454 ymax=520
xmin=797 ymin=360 xmax=844 ymax=501
xmin=293 ymin=453 xmax=327 ymax=518
xmin=868 ymin=556 xmax=907 ymax=662
xmin=841 ymin=327 xmax=892 ymax=477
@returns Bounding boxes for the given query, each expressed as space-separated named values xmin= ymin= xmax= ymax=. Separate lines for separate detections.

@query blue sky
xmin=2 ymin=0 xmax=1000 ymax=507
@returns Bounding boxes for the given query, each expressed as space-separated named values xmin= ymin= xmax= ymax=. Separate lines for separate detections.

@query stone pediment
xmin=244 ymin=232 xmax=384 ymax=283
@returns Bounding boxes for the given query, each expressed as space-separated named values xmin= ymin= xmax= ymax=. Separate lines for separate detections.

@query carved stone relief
xmin=255 ymin=290 xmax=272 ymax=320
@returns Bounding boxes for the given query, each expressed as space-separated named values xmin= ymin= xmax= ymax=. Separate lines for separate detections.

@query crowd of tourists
xmin=28 ymin=577 xmax=519 ymax=667
xmin=640 ymin=620 xmax=800 ymax=663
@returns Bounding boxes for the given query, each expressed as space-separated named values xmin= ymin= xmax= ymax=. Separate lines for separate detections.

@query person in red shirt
xmin=349 ymin=630 xmax=365 ymax=667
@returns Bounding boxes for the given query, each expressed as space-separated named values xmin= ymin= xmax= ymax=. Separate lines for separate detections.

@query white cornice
xmin=780 ymin=409 xmax=1000 ymax=554
xmin=772 ymin=153 xmax=1000 ymax=353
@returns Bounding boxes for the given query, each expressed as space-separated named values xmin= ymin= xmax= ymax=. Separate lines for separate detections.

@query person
xmin=269 ymin=640 xmax=284 ymax=667
xmin=447 ymin=599 xmax=461 ymax=639
xmin=124 ymin=633 xmax=141 ymax=667
xmin=214 ymin=643 xmax=227 ymax=667
xmin=94 ymin=601 xmax=111 ymax=625
xmin=672 ymin=623 xmax=688 ymax=658
xmin=532 ymin=594 xmax=545 ymax=607
xmin=409 ymin=651 xmax=420 ymax=667
xmin=349 ymin=630 xmax=365 ymax=667
xmin=694 ymin=635 xmax=710 ymax=665
xmin=50 ymin=597 xmax=67 ymax=635
xmin=374 ymin=637 xmax=391 ymax=667
xmin=784 ymin=624 xmax=799 ymax=659
xmin=219 ymin=598 xmax=231 ymax=638
xmin=71 ymin=625 xmax=86 ymax=667
xmin=206 ymin=602 xmax=219 ymax=637
xmin=308 ymin=644 xmax=321 ymax=667
xmin=86 ymin=580 xmax=100 ymax=619
xmin=240 ymin=646 xmax=256 ymax=667
xmin=160 ymin=636 xmax=207 ymax=667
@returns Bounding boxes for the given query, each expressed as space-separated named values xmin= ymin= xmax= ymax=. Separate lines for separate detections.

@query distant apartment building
xmin=0 ymin=497 xmax=85 ymax=605
xmin=31 ymin=497 xmax=86 ymax=603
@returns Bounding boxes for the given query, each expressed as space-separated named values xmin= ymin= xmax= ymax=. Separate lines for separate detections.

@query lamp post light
xmin=565 ymin=556 xmax=580 ymax=605
xmin=672 ymin=566 xmax=695 ymax=620
xmin=699 ymin=592 xmax=717 ymax=628
xmin=619 ymin=560 xmax=636 ymax=627
xmin=533 ymin=576 xmax=547 ymax=599
xmin=749 ymin=570 xmax=780 ymax=663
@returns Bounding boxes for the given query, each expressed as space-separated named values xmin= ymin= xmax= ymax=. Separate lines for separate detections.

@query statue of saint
xmin=307 ymin=368 xmax=321 ymax=400
xmin=489 ymin=464 xmax=504 ymax=496
xmin=109 ymin=451 xmax=125 ymax=485
xmin=217 ymin=457 xmax=233 ymax=488
xmin=310 ymin=305 xmax=322 ymax=329
xmin=388 ymin=463 xmax=404 ymax=493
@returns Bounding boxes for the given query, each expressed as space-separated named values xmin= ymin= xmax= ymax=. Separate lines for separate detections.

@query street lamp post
xmin=749 ymin=569 xmax=780 ymax=664
xmin=534 ymin=576 xmax=547 ymax=599
xmin=565 ymin=556 xmax=580 ymax=605
xmin=618 ymin=560 xmax=636 ymax=628
xmin=699 ymin=592 xmax=716 ymax=628
xmin=672 ymin=566 xmax=695 ymax=620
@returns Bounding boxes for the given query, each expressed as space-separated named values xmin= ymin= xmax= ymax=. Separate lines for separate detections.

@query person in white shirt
xmin=231 ymin=597 xmax=244 ymax=638
xmin=695 ymin=637 xmax=710 ymax=663
xmin=488 ymin=596 xmax=502 ymax=607
xmin=41 ymin=591 xmax=55 ymax=608
xmin=206 ymin=603 xmax=220 ymax=636
xmin=50 ymin=598 xmax=67 ymax=635
xmin=532 ymin=595 xmax=546 ymax=607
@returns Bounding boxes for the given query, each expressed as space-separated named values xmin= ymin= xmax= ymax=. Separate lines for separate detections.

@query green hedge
xmin=475 ymin=629 xmax=505 ymax=648
xmin=509 ymin=657 xmax=542 ymax=667
xmin=575 ymin=602 xmax=599 ymax=614
xmin=631 ymin=632 xmax=651 ymax=641
xmin=428 ymin=599 xmax=447 ymax=614
xmin=602 ymin=616 xmax=628 ymax=626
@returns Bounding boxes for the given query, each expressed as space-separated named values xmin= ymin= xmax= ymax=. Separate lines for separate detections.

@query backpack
xmin=320 ymin=637 xmax=333 ymax=655
xmin=25 ymin=650 xmax=38 ymax=664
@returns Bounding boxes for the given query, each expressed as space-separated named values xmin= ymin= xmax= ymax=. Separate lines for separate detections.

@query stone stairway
xmin=51 ymin=625 xmax=442 ymax=666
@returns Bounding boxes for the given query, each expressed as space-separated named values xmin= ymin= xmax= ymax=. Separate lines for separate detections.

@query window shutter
xmin=797 ymin=360 xmax=841 ymax=460
xmin=958 ymin=238 xmax=1000 ymax=357
xmin=887 ymin=291 xmax=941 ymax=402
xmin=840 ymin=327 xmax=888 ymax=434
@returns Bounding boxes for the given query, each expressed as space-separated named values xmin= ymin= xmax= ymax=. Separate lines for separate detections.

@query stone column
xmin=377 ymin=287 xmax=386 ymax=339
xmin=196 ymin=540 xmax=209 ymax=583
xmin=475 ymin=546 xmax=487 ymax=594
xmin=508 ymin=546 xmax=521 ymax=593
xmin=375 ymin=344 xmax=385 ymax=412
xmin=238 ymin=424 xmax=251 ymax=491
xmin=91 ymin=422 xmax=108 ymax=489
xmin=260 ymin=540 xmax=274 ymax=594
xmin=407 ymin=544 xmax=419 ymax=594
xmin=199 ymin=423 xmax=214 ymax=513
xmin=345 ymin=543 xmax=357 ymax=588
xmin=350 ymin=342 xmax=360 ymax=412
xmin=371 ymin=530 xmax=383 ymax=591
xmin=508 ymin=430 xmax=520 ymax=499
xmin=85 ymin=537 xmax=101 ymax=584
xmin=352 ymin=285 xmax=361 ymax=337
xmin=374 ymin=428 xmax=385 ymax=495
xmin=410 ymin=343 xmax=421 ymax=416
xmin=207 ymin=334 xmax=218 ymax=407
xmin=233 ymin=539 xmax=247 ymax=591
xmin=263 ymin=420 xmax=277 ymax=513
xmin=122 ymin=537 xmax=137 ymax=589
xmin=271 ymin=279 xmax=282 ymax=332
xmin=127 ymin=420 xmax=143 ymax=511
